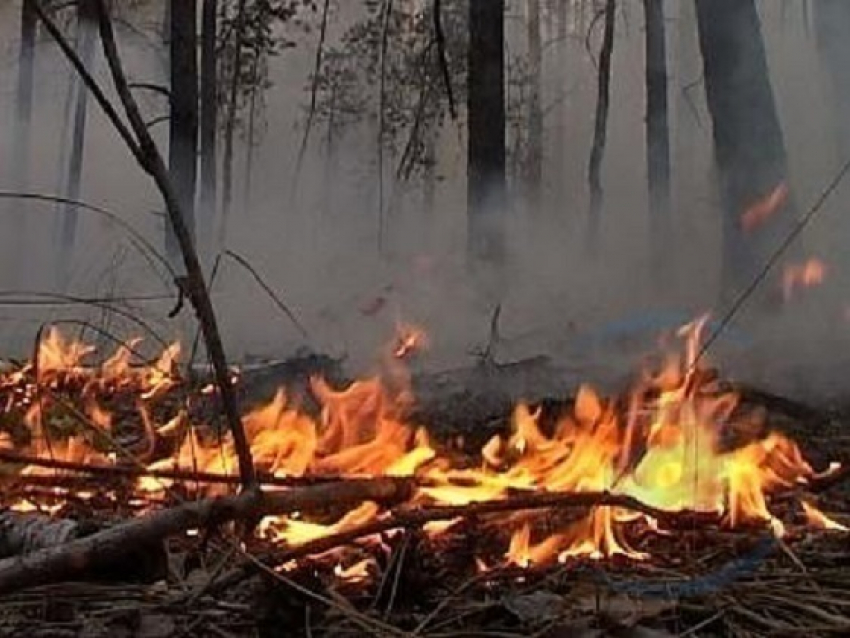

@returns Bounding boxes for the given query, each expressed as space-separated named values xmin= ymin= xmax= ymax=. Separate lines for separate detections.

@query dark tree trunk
xmin=587 ymin=0 xmax=616 ymax=249
xmin=525 ymin=0 xmax=543 ymax=217
xmin=168 ymin=0 xmax=199 ymax=267
xmin=4 ymin=0 xmax=37 ymax=287
xmin=199 ymin=0 xmax=218 ymax=264
xmin=57 ymin=0 xmax=98 ymax=289
xmin=814 ymin=0 xmax=850 ymax=158
xmin=695 ymin=0 xmax=793 ymax=302
xmin=643 ymin=0 xmax=671 ymax=283
xmin=467 ymin=0 xmax=506 ymax=271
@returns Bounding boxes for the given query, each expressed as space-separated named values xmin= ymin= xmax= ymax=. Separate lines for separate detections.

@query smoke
xmin=1 ymin=0 xmax=849 ymax=401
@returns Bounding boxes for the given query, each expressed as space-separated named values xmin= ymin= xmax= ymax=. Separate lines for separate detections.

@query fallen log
xmin=0 ymin=510 xmax=82 ymax=558
xmin=0 ymin=477 xmax=412 ymax=595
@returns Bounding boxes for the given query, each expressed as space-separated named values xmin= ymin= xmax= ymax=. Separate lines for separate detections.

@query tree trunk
xmin=167 ymin=0 xmax=199 ymax=268
xmin=219 ymin=0 xmax=248 ymax=252
xmin=643 ymin=0 xmax=671 ymax=283
xmin=4 ymin=0 xmax=37 ymax=288
xmin=199 ymin=0 xmax=218 ymax=265
xmin=587 ymin=0 xmax=616 ymax=250
xmin=57 ymin=0 xmax=98 ymax=290
xmin=467 ymin=0 xmax=506 ymax=274
xmin=814 ymin=0 xmax=850 ymax=158
xmin=525 ymin=0 xmax=543 ymax=218
xmin=695 ymin=0 xmax=793 ymax=302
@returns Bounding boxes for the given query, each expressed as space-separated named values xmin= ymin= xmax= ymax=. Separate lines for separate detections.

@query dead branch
xmin=0 ymin=477 xmax=412 ymax=594
xmin=0 ymin=511 xmax=81 ymax=559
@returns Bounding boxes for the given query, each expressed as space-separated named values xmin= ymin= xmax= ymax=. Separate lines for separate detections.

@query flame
xmin=801 ymin=500 xmax=848 ymax=531
xmin=782 ymin=258 xmax=826 ymax=302
xmin=740 ymin=181 xmax=789 ymax=232
xmin=0 ymin=322 xmax=844 ymax=579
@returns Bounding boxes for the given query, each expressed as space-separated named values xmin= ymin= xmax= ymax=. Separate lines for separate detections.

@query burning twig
xmin=0 ymin=477 xmax=413 ymax=594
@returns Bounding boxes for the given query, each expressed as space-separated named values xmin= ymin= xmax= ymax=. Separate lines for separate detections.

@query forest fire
xmin=0 ymin=317 xmax=845 ymax=583
xmin=782 ymin=257 xmax=827 ymax=302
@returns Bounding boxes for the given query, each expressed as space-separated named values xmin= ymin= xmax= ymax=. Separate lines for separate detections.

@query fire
xmin=782 ymin=258 xmax=826 ymax=302
xmin=0 ymin=319 xmax=843 ymax=579
xmin=740 ymin=181 xmax=789 ymax=232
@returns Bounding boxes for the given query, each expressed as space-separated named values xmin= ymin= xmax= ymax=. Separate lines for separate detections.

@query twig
xmin=224 ymin=250 xmax=310 ymax=341
xmin=0 ymin=477 xmax=413 ymax=594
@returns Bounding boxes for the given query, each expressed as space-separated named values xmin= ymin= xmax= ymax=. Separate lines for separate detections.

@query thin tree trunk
xmin=587 ymin=0 xmax=616 ymax=250
xmin=695 ymin=0 xmax=794 ymax=303
xmin=243 ymin=54 xmax=260 ymax=214
xmin=525 ymin=0 xmax=543 ymax=217
xmin=57 ymin=0 xmax=98 ymax=290
xmin=467 ymin=0 xmax=506 ymax=274
xmin=4 ymin=0 xmax=37 ymax=288
xmin=219 ymin=0 xmax=248 ymax=251
xmin=643 ymin=0 xmax=671 ymax=283
xmin=199 ymin=0 xmax=218 ymax=265
xmin=167 ymin=0 xmax=199 ymax=268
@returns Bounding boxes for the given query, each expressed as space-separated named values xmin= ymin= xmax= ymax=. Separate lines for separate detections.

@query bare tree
xmin=199 ymin=0 xmax=218 ymax=264
xmin=57 ymin=0 xmax=98 ymax=289
xmin=468 ymin=0 xmax=506 ymax=273
xmin=525 ymin=0 xmax=543 ymax=217
xmin=643 ymin=0 xmax=671 ymax=283
xmin=167 ymin=0 xmax=199 ymax=267
xmin=587 ymin=0 xmax=616 ymax=250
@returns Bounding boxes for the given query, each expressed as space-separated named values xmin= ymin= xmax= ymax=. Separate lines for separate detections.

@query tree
xmin=695 ymin=0 xmax=793 ymax=302
xmin=467 ymin=0 xmax=506 ymax=272
xmin=199 ymin=0 xmax=218 ymax=263
xmin=167 ymin=0 xmax=199 ymax=267
xmin=643 ymin=0 xmax=671 ymax=283
xmin=57 ymin=0 xmax=98 ymax=289
xmin=814 ymin=0 xmax=850 ymax=158
xmin=525 ymin=0 xmax=543 ymax=217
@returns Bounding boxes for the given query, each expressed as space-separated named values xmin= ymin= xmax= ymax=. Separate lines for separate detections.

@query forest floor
xmin=1 ymin=358 xmax=849 ymax=638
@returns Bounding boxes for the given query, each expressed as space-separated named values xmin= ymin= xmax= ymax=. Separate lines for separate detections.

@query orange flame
xmin=782 ymin=258 xmax=826 ymax=302
xmin=740 ymin=181 xmax=788 ymax=232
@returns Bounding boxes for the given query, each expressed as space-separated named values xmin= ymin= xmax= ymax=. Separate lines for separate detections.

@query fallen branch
xmin=0 ymin=451 xmax=344 ymax=489
xmin=0 ymin=477 xmax=412 ymax=594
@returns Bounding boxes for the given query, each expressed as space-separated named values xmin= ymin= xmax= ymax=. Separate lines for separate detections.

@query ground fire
xmin=0 ymin=317 xmax=845 ymax=588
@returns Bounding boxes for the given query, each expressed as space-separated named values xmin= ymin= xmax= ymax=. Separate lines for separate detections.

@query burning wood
xmin=0 ymin=316 xmax=846 ymax=593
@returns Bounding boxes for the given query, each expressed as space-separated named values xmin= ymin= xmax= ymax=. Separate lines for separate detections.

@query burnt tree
xmin=58 ymin=0 xmax=98 ymax=288
xmin=199 ymin=0 xmax=218 ymax=263
xmin=643 ymin=0 xmax=671 ymax=283
xmin=695 ymin=0 xmax=794 ymax=302
xmin=467 ymin=0 xmax=506 ymax=271
xmin=814 ymin=0 xmax=850 ymax=157
xmin=168 ymin=0 xmax=199 ymax=266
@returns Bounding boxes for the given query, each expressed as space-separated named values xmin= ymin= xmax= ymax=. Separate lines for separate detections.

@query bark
xmin=525 ymin=0 xmax=543 ymax=217
xmin=0 ymin=511 xmax=81 ymax=559
xmin=0 ymin=477 xmax=412 ymax=594
xmin=467 ymin=0 xmax=507 ymax=269
xmin=57 ymin=0 xmax=98 ymax=290
xmin=587 ymin=0 xmax=616 ymax=249
xmin=167 ymin=0 xmax=199 ymax=268
xmin=814 ymin=0 xmax=850 ymax=158
xmin=695 ymin=0 xmax=793 ymax=301
xmin=199 ymin=0 xmax=218 ymax=264
xmin=643 ymin=0 xmax=671 ymax=283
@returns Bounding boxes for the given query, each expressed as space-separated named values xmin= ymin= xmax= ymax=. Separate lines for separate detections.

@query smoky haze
xmin=1 ymin=0 xmax=849 ymax=401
